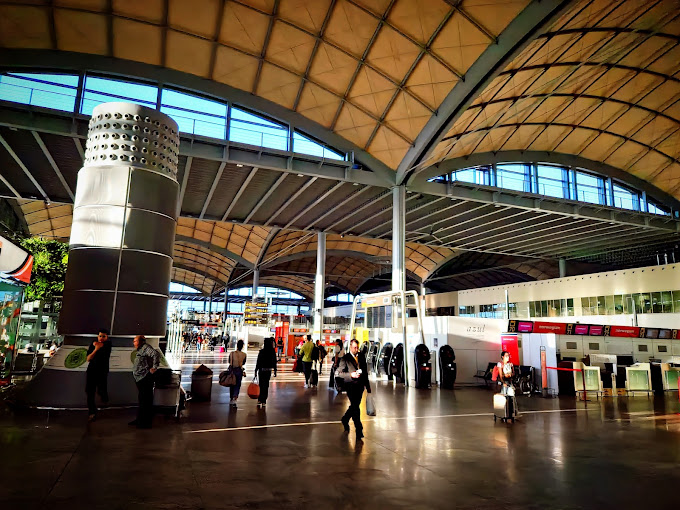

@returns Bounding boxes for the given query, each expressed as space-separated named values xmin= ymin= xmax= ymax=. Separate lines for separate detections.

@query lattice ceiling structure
xmin=4 ymin=0 xmax=680 ymax=294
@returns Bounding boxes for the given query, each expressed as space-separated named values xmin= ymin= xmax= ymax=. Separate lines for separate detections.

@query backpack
xmin=491 ymin=365 xmax=500 ymax=382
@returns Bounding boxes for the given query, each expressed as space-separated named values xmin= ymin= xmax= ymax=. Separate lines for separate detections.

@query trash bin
xmin=191 ymin=364 xmax=213 ymax=402
xmin=414 ymin=344 xmax=432 ymax=389
xmin=438 ymin=345 xmax=456 ymax=389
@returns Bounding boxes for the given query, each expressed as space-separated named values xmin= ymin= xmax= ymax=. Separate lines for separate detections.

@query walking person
xmin=255 ymin=337 xmax=277 ymax=408
xmin=130 ymin=335 xmax=160 ymax=429
xmin=300 ymin=335 xmax=315 ymax=388
xmin=329 ymin=338 xmax=345 ymax=391
xmin=228 ymin=340 xmax=247 ymax=407
xmin=316 ymin=340 xmax=327 ymax=374
xmin=85 ymin=328 xmax=112 ymax=422
xmin=335 ymin=338 xmax=371 ymax=441
xmin=276 ymin=337 xmax=284 ymax=360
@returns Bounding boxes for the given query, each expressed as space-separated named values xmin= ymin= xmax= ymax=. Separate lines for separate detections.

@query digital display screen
xmin=589 ymin=325 xmax=604 ymax=336
xmin=658 ymin=329 xmax=672 ymax=339
xmin=574 ymin=324 xmax=589 ymax=335
xmin=517 ymin=322 xmax=533 ymax=333
xmin=645 ymin=328 xmax=660 ymax=339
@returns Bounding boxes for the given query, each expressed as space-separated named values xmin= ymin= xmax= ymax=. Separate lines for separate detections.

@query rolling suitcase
xmin=310 ymin=368 xmax=319 ymax=387
xmin=493 ymin=386 xmax=517 ymax=423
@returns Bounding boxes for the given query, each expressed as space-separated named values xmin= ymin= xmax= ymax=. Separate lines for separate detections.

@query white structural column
xmin=314 ymin=232 xmax=326 ymax=341
xmin=392 ymin=186 xmax=406 ymax=292
xmin=252 ymin=269 xmax=260 ymax=301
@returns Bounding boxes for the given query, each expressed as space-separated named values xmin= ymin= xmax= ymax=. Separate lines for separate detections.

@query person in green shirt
xmin=300 ymin=335 xmax=315 ymax=388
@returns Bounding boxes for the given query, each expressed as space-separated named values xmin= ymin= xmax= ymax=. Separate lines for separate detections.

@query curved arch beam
xmin=260 ymin=249 xmax=383 ymax=270
xmin=408 ymin=150 xmax=680 ymax=210
xmin=395 ymin=0 xmax=575 ymax=185
xmin=0 ymin=49 xmax=395 ymax=185
xmin=173 ymin=262 xmax=227 ymax=290
xmin=174 ymin=235 xmax=254 ymax=269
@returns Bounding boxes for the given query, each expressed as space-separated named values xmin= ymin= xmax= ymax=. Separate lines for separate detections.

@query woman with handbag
xmin=255 ymin=337 xmax=277 ymax=408
xmin=228 ymin=340 xmax=247 ymax=408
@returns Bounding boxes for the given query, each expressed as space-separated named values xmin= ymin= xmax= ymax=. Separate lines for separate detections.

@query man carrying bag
xmin=335 ymin=338 xmax=372 ymax=442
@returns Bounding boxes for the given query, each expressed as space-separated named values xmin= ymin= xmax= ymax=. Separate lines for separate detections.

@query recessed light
xmin=297 ymin=174 xmax=304 ymax=177
xmin=236 ymin=164 xmax=243 ymax=167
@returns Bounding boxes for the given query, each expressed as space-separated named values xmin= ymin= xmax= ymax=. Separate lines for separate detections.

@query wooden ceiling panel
xmin=368 ymin=125 xmax=410 ymax=168
xmin=384 ymin=90 xmax=431 ymax=140
xmin=604 ymin=142 xmax=647 ymax=171
xmin=431 ymin=9 xmax=489 ymax=76
xmin=113 ymin=18 xmax=162 ymax=66
xmin=256 ymin=63 xmax=303 ymax=109
xmin=629 ymin=151 xmax=673 ymax=181
xmin=527 ymin=125 xmax=572 ymax=152
xmin=308 ymin=41 xmax=358 ymax=95
xmin=212 ymin=45 xmax=259 ymax=89
xmin=54 ymin=9 xmax=108 ymax=55
xmin=266 ymin=21 xmax=318 ymax=74
xmin=325 ymin=0 xmax=380 ymax=58
xmin=113 ymin=0 xmax=164 ymax=24
xmin=348 ymin=65 xmax=396 ymax=117
xmin=0 ymin=5 xmax=51 ymax=49
xmin=238 ymin=0 xmax=277 ymax=13
xmin=54 ymin=0 xmax=106 ymax=9
xmin=334 ymin=104 xmax=379 ymax=148
xmin=296 ymin=83 xmax=342 ymax=128
xmin=278 ymin=0 xmax=333 ymax=33
xmin=366 ymin=24 xmax=421 ymax=83
xmin=168 ymin=0 xmax=219 ymax=39
xmin=165 ymin=31 xmax=212 ymax=78
xmin=578 ymin=133 xmax=621 ymax=162
xmin=462 ymin=1 xmax=530 ymax=37
xmin=405 ymin=53 xmax=458 ymax=110
xmin=219 ymin=1 xmax=269 ymax=54
xmin=388 ymin=0 xmax=450 ymax=45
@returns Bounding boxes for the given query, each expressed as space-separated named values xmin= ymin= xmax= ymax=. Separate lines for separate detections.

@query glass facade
xmin=430 ymin=162 xmax=671 ymax=216
xmin=465 ymin=290 xmax=680 ymax=319
xmin=0 ymin=71 xmax=345 ymax=162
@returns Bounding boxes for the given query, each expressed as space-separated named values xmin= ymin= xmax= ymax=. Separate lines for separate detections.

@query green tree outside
xmin=19 ymin=238 xmax=68 ymax=303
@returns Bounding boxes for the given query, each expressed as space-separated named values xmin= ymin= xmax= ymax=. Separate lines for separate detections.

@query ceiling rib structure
xmin=4 ymin=0 xmax=680 ymax=295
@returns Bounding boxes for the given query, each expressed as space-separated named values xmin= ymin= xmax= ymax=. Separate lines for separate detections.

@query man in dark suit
xmin=335 ymin=338 xmax=371 ymax=441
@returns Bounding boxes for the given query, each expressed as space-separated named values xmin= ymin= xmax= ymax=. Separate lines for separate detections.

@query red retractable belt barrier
xmin=546 ymin=366 xmax=588 ymax=406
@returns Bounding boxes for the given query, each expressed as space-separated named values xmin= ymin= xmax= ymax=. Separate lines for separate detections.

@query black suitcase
xmin=310 ymin=369 xmax=318 ymax=387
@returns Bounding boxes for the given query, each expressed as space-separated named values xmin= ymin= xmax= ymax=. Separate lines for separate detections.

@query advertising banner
xmin=533 ymin=322 xmax=567 ymax=334
xmin=501 ymin=334 xmax=520 ymax=365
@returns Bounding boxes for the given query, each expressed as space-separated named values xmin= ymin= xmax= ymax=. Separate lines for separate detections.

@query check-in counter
xmin=661 ymin=364 xmax=680 ymax=391
xmin=574 ymin=363 xmax=603 ymax=398
xmin=625 ymin=363 xmax=652 ymax=395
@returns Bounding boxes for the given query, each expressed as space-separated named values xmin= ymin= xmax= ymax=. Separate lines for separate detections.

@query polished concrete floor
xmin=2 ymin=355 xmax=680 ymax=509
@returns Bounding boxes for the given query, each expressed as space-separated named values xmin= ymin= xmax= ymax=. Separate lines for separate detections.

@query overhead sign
xmin=508 ymin=320 xmax=679 ymax=340
xmin=361 ymin=295 xmax=391 ymax=308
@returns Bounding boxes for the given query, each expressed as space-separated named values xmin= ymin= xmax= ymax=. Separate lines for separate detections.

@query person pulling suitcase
xmin=493 ymin=350 xmax=518 ymax=423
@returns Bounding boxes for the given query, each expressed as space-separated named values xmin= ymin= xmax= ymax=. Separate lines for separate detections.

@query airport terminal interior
xmin=2 ymin=0 xmax=680 ymax=508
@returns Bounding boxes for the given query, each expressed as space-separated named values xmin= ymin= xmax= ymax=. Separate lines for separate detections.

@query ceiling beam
xmin=0 ymin=132 xmax=49 ymax=201
xmin=283 ymin=181 xmax=346 ymax=230
xmin=199 ymin=161 xmax=225 ymax=219
xmin=32 ymin=131 xmax=74 ymax=201
xmin=243 ymin=173 xmax=287 ymax=224
xmin=221 ymin=167 xmax=257 ymax=221
xmin=177 ymin=156 xmax=192 ymax=217
xmin=396 ymin=0 xmax=575 ymax=185
xmin=263 ymin=177 xmax=317 ymax=226
xmin=302 ymin=186 xmax=371 ymax=231
xmin=324 ymin=190 xmax=391 ymax=231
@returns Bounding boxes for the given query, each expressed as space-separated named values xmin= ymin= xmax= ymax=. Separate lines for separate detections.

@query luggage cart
xmin=153 ymin=369 xmax=184 ymax=421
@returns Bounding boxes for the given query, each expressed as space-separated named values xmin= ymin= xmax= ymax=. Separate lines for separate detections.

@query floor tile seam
xmin=184 ymin=408 xmax=588 ymax=434
xmin=38 ymin=427 xmax=88 ymax=509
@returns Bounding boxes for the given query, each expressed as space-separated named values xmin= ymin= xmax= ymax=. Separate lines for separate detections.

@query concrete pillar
xmin=559 ymin=258 xmax=567 ymax=278
xmin=392 ymin=186 xmax=406 ymax=293
xmin=314 ymin=232 xmax=326 ymax=342
xmin=252 ymin=268 xmax=259 ymax=301
xmin=19 ymin=103 xmax=179 ymax=407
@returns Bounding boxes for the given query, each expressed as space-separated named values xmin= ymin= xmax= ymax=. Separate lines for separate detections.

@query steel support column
xmin=252 ymin=268 xmax=260 ymax=301
xmin=314 ymin=232 xmax=326 ymax=342
xmin=392 ymin=186 xmax=406 ymax=293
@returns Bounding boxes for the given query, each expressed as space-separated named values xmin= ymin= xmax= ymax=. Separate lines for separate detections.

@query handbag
xmin=219 ymin=368 xmax=236 ymax=387
xmin=292 ymin=358 xmax=298 ymax=372
xmin=366 ymin=394 xmax=376 ymax=416
xmin=247 ymin=376 xmax=260 ymax=399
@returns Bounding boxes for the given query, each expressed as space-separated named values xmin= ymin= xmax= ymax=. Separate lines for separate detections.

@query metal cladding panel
xmin=112 ymin=293 xmax=168 ymax=336
xmin=250 ymin=174 xmax=311 ymax=224
xmin=181 ymin=158 xmax=221 ymax=214
xmin=128 ymin=168 xmax=178 ymax=218
xmin=64 ymin=248 xmax=119 ymax=290
xmin=41 ymin=132 xmax=82 ymax=192
xmin=123 ymin=209 xmax=176 ymax=256
xmin=0 ymin=132 xmax=37 ymax=196
xmin=70 ymin=205 xmax=125 ymax=249
xmin=204 ymin=165 xmax=251 ymax=218
xmin=273 ymin=178 xmax=336 ymax=226
xmin=58 ymin=290 xmax=115 ymax=334
xmin=73 ymin=166 xmax=130 ymax=207
xmin=315 ymin=188 xmax=386 ymax=230
xmin=0 ymin=127 xmax=67 ymax=200
xmin=118 ymin=251 xmax=172 ymax=295
xmin=228 ymin=169 xmax=281 ymax=220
